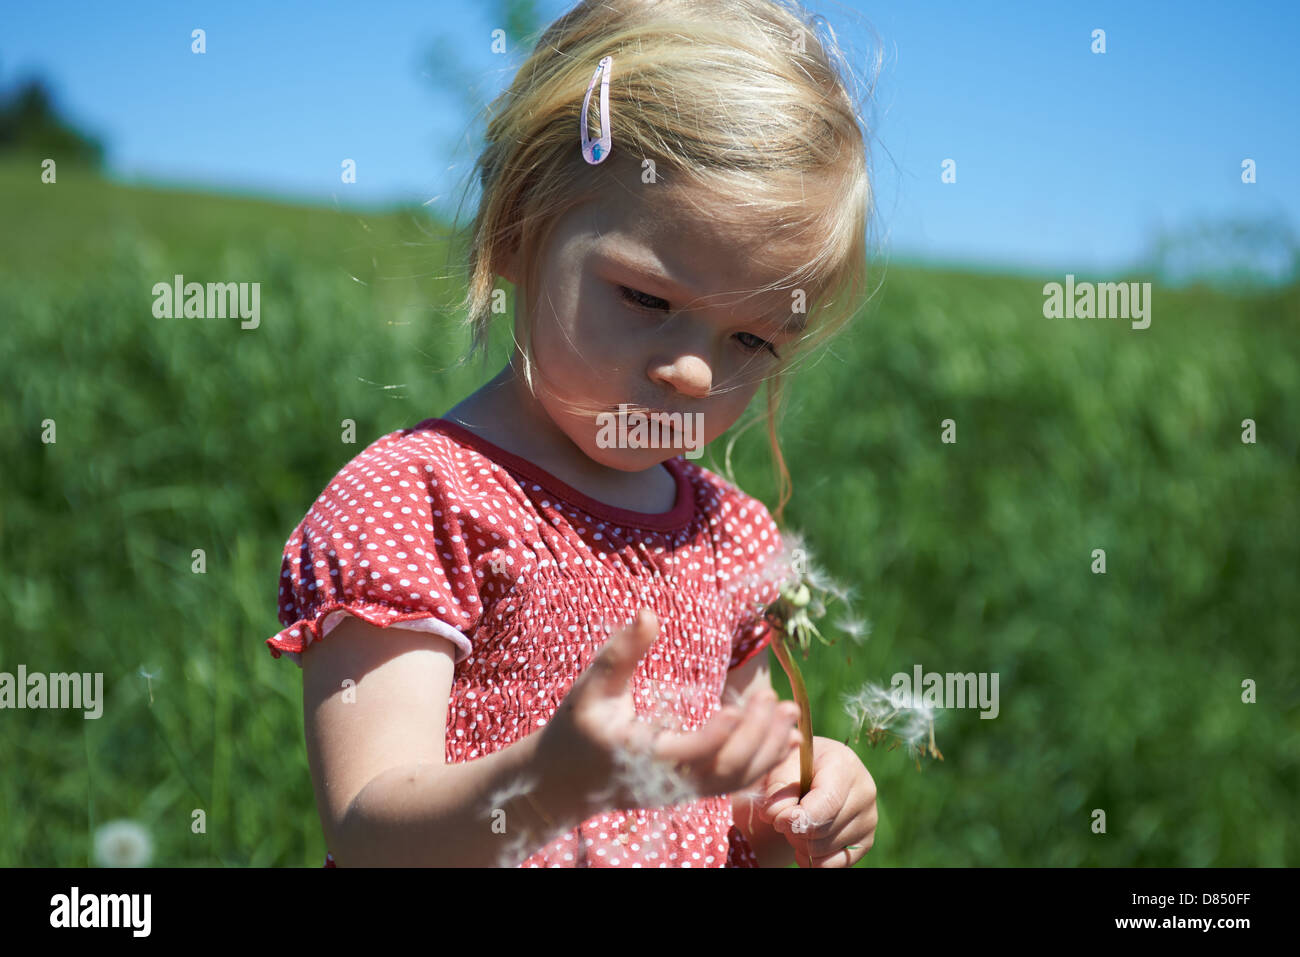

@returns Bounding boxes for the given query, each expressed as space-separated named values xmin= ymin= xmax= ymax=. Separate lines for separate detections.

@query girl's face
xmin=509 ymin=171 xmax=811 ymax=472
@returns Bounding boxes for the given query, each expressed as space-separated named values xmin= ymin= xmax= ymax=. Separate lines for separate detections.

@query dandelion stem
xmin=768 ymin=628 xmax=814 ymax=799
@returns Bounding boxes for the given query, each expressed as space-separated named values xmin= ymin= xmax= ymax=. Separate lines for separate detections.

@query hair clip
xmin=580 ymin=55 xmax=613 ymax=164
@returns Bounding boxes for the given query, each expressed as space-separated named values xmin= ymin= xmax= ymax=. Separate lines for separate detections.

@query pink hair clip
xmin=580 ymin=55 xmax=613 ymax=164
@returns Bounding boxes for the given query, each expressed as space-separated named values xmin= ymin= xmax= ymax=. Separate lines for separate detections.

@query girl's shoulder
xmin=673 ymin=457 xmax=783 ymax=562
xmin=314 ymin=417 xmax=517 ymax=504
xmin=675 ymin=457 xmax=780 ymax=533
xmin=268 ymin=419 xmax=522 ymax=665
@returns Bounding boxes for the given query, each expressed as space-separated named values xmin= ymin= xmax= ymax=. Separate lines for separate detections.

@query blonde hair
xmin=453 ymin=0 xmax=879 ymax=523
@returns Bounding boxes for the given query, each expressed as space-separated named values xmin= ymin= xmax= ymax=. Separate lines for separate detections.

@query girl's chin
xmin=581 ymin=442 xmax=677 ymax=472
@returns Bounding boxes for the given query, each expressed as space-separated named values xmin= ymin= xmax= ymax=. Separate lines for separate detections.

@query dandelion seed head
xmin=94 ymin=819 xmax=153 ymax=868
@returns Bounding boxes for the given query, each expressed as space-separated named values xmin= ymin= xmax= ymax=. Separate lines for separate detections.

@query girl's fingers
xmin=746 ymin=708 xmax=802 ymax=787
xmin=643 ymin=692 xmax=801 ymax=796
xmin=799 ymin=803 xmax=876 ymax=860
xmin=711 ymin=689 xmax=779 ymax=781
xmin=652 ymin=704 xmax=740 ymax=765
xmin=719 ymin=693 xmax=800 ymax=790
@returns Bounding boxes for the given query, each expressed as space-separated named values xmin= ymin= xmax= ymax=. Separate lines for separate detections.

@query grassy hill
xmin=1 ymin=156 xmax=1296 ymax=867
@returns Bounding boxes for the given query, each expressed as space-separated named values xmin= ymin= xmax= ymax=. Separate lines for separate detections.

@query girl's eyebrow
xmin=592 ymin=248 xmax=808 ymax=336
xmin=592 ymin=247 xmax=699 ymax=300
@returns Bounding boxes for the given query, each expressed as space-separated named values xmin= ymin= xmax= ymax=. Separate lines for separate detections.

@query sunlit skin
xmin=444 ymin=158 xmax=807 ymax=511
xmin=444 ymin=158 xmax=877 ymax=867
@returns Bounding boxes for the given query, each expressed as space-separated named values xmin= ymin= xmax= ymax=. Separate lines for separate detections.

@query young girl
xmin=266 ymin=0 xmax=878 ymax=868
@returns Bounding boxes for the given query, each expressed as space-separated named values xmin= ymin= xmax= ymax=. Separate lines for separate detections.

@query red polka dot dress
xmin=266 ymin=418 xmax=785 ymax=867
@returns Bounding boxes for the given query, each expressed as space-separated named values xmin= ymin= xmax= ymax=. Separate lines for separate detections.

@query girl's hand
xmin=537 ymin=608 xmax=803 ymax=815
xmin=759 ymin=736 xmax=878 ymax=867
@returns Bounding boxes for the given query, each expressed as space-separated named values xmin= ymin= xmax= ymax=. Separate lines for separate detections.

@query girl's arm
xmin=307 ymin=611 xmax=800 ymax=866
xmin=304 ymin=616 xmax=600 ymax=867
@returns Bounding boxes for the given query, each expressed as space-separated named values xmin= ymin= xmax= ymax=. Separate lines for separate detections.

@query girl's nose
xmin=648 ymin=353 xmax=712 ymax=398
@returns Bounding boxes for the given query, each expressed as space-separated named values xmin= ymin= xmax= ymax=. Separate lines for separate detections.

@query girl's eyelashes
xmin=618 ymin=285 xmax=669 ymax=311
xmin=616 ymin=284 xmax=781 ymax=359
xmin=735 ymin=331 xmax=780 ymax=358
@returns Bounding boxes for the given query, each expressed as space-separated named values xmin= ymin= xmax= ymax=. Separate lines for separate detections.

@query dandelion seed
xmin=803 ymin=560 xmax=838 ymax=597
xmin=598 ymin=740 xmax=699 ymax=812
xmin=495 ymin=828 xmax=539 ymax=869
xmin=787 ymin=807 xmax=833 ymax=835
xmin=738 ymin=530 xmax=807 ymax=600
xmin=834 ymin=613 xmax=872 ymax=644
xmin=94 ymin=819 xmax=153 ymax=868
xmin=731 ymin=783 xmax=768 ymax=835
xmin=137 ymin=667 xmax=160 ymax=706
xmin=823 ymin=576 xmax=857 ymax=609
xmin=842 ymin=681 xmax=942 ymax=767
xmin=481 ymin=774 xmax=546 ymax=868
xmin=482 ymin=773 xmax=540 ymax=819
xmin=842 ymin=683 xmax=897 ymax=739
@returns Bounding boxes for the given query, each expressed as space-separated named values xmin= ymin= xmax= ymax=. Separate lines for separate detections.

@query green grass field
xmin=2 ymin=155 xmax=1297 ymax=866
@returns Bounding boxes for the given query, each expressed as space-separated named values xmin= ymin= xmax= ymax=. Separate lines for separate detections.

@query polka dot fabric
xmin=268 ymin=418 xmax=784 ymax=867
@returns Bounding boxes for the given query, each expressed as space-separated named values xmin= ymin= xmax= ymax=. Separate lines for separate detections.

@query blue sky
xmin=3 ymin=0 xmax=1297 ymax=278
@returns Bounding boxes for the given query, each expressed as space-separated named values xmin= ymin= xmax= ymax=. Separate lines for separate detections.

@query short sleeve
xmin=266 ymin=446 xmax=484 ymax=668
xmin=725 ymin=499 xmax=786 ymax=672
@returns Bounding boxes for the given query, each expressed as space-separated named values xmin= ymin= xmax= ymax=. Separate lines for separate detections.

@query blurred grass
xmin=1 ymin=154 xmax=1296 ymax=867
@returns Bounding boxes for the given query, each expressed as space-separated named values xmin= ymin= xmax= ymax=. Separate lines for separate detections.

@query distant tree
xmin=0 ymin=76 xmax=105 ymax=167
xmin=422 ymin=0 xmax=543 ymax=191
xmin=1137 ymin=214 xmax=1300 ymax=292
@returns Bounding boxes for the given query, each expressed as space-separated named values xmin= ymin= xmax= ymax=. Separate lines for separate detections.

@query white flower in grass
xmin=94 ymin=819 xmax=153 ymax=868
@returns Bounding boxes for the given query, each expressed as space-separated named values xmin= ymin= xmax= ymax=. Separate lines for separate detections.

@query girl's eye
xmin=735 ymin=331 xmax=780 ymax=359
xmin=619 ymin=285 xmax=780 ymax=358
xmin=618 ymin=285 xmax=669 ymax=310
